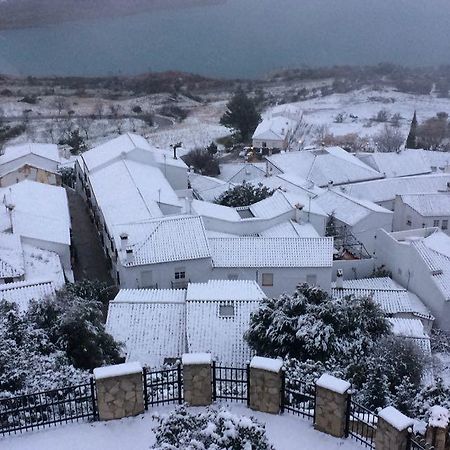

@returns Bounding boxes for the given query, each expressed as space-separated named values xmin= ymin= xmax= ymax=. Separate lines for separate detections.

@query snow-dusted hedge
xmin=152 ymin=405 xmax=274 ymax=450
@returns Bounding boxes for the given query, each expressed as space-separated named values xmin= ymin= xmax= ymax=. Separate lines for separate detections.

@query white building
xmin=208 ymin=236 xmax=334 ymax=296
xmin=106 ymin=280 xmax=266 ymax=368
xmin=393 ymin=193 xmax=450 ymax=235
xmin=0 ymin=143 xmax=62 ymax=187
xmin=252 ymin=116 xmax=297 ymax=150
xmin=0 ymin=180 xmax=72 ymax=281
xmin=376 ymin=227 xmax=450 ymax=331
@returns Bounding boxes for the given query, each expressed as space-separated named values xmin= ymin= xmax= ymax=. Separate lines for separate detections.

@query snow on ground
xmin=272 ymin=88 xmax=450 ymax=145
xmin=1 ymin=403 xmax=361 ymax=450
xmin=147 ymin=101 xmax=229 ymax=154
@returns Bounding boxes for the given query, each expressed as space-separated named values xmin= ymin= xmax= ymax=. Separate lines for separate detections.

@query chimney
xmin=335 ymin=269 xmax=344 ymax=289
xmin=125 ymin=248 xmax=134 ymax=265
xmin=327 ymin=180 xmax=334 ymax=189
xmin=185 ymin=196 xmax=193 ymax=214
xmin=265 ymin=161 xmax=273 ymax=177
xmin=120 ymin=233 xmax=129 ymax=251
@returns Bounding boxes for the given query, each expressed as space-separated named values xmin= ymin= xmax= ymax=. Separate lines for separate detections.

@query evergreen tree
xmin=220 ymin=88 xmax=261 ymax=141
xmin=215 ymin=181 xmax=274 ymax=207
xmin=406 ymin=110 xmax=418 ymax=149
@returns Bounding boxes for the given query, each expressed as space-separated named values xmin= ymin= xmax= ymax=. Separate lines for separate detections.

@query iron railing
xmin=408 ymin=434 xmax=434 ymax=450
xmin=212 ymin=363 xmax=249 ymax=405
xmin=143 ymin=366 xmax=183 ymax=409
xmin=0 ymin=379 xmax=97 ymax=436
xmin=281 ymin=374 xmax=315 ymax=421
xmin=345 ymin=398 xmax=376 ymax=449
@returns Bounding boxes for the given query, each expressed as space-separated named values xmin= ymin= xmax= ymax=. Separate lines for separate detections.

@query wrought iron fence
xmin=212 ymin=363 xmax=249 ymax=404
xmin=143 ymin=366 xmax=183 ymax=408
xmin=408 ymin=434 xmax=434 ymax=450
xmin=0 ymin=379 xmax=97 ymax=436
xmin=281 ymin=374 xmax=315 ymax=420
xmin=345 ymin=398 xmax=376 ymax=449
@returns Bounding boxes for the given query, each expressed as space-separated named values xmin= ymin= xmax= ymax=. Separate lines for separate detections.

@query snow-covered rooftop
xmin=0 ymin=181 xmax=71 ymax=245
xmin=209 ymin=237 xmax=333 ymax=268
xmin=191 ymin=199 xmax=241 ymax=221
xmin=338 ymin=173 xmax=450 ymax=204
xmin=0 ymin=143 xmax=60 ymax=166
xmin=331 ymin=277 xmax=433 ymax=319
xmin=252 ymin=116 xmax=297 ymax=142
xmin=266 ymin=147 xmax=383 ymax=187
xmin=218 ymin=163 xmax=266 ymax=183
xmin=0 ymin=278 xmax=56 ymax=312
xmin=186 ymin=280 xmax=266 ymax=302
xmin=399 ymin=193 xmax=450 ymax=217
xmin=121 ymin=215 xmax=211 ymax=267
xmin=259 ymin=221 xmax=320 ymax=238
xmin=113 ymin=289 xmax=186 ymax=304
xmin=358 ymin=150 xmax=431 ymax=178
xmin=313 ymin=189 xmax=392 ymax=226
xmin=106 ymin=297 xmax=186 ymax=369
xmin=249 ymin=191 xmax=294 ymax=219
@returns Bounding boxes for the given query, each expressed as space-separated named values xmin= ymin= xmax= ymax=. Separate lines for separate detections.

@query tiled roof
xmin=124 ymin=215 xmax=211 ymax=266
xmin=259 ymin=221 xmax=320 ymax=238
xmin=209 ymin=237 xmax=333 ymax=268
xmin=106 ymin=300 xmax=186 ymax=369
xmin=400 ymin=193 xmax=450 ymax=217
xmin=0 ymin=279 xmax=56 ymax=312
xmin=338 ymin=174 xmax=450 ymax=204
xmin=186 ymin=280 xmax=266 ymax=302
xmin=249 ymin=191 xmax=293 ymax=219
xmin=113 ymin=289 xmax=186 ymax=303
xmin=358 ymin=150 xmax=431 ymax=178
xmin=186 ymin=299 xmax=259 ymax=366
xmin=388 ymin=318 xmax=431 ymax=355
xmin=266 ymin=147 xmax=382 ymax=187
xmin=331 ymin=277 xmax=433 ymax=318
xmin=0 ymin=143 xmax=60 ymax=165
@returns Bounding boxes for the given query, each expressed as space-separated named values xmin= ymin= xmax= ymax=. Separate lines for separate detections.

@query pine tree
xmin=406 ymin=110 xmax=418 ymax=149
xmin=220 ymin=88 xmax=261 ymax=141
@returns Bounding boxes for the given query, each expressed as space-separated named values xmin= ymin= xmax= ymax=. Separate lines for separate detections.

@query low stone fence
xmin=89 ymin=356 xmax=449 ymax=450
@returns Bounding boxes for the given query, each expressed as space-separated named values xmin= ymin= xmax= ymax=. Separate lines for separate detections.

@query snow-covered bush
xmin=215 ymin=182 xmax=274 ymax=207
xmin=152 ymin=405 xmax=274 ymax=450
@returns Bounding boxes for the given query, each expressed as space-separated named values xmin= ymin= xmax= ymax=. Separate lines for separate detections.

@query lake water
xmin=1 ymin=0 xmax=450 ymax=78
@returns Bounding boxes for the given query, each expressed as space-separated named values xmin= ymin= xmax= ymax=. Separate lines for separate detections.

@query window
xmin=219 ymin=304 xmax=235 ymax=318
xmin=262 ymin=142 xmax=267 ymax=148
xmin=442 ymin=220 xmax=448 ymax=230
xmin=306 ymin=274 xmax=317 ymax=285
xmin=141 ymin=270 xmax=154 ymax=288
xmin=4 ymin=277 xmax=14 ymax=284
xmin=262 ymin=273 xmax=273 ymax=286
xmin=434 ymin=219 xmax=440 ymax=227
xmin=175 ymin=268 xmax=186 ymax=280
xmin=227 ymin=274 xmax=238 ymax=280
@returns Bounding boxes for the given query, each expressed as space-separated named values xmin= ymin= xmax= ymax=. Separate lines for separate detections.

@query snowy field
xmin=0 ymin=403 xmax=361 ymax=450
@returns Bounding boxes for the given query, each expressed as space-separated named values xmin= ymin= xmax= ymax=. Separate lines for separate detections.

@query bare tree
xmin=77 ymin=117 xmax=92 ymax=140
xmin=53 ymin=96 xmax=69 ymax=116
xmin=93 ymin=100 xmax=104 ymax=118
xmin=44 ymin=122 xmax=56 ymax=143
xmin=374 ymin=125 xmax=405 ymax=152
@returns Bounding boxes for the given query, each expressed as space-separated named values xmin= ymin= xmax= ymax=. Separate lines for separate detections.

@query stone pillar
xmin=314 ymin=374 xmax=350 ymax=438
xmin=182 ymin=353 xmax=212 ymax=406
xmin=375 ymin=406 xmax=413 ymax=450
xmin=425 ymin=406 xmax=450 ymax=450
xmin=93 ymin=362 xmax=144 ymax=421
xmin=249 ymin=356 xmax=283 ymax=414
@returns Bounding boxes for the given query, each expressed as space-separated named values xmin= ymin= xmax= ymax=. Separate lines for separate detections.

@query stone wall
xmin=375 ymin=406 xmax=413 ymax=450
xmin=94 ymin=362 xmax=144 ymax=421
xmin=249 ymin=356 xmax=283 ymax=414
xmin=314 ymin=374 xmax=350 ymax=438
xmin=182 ymin=353 xmax=212 ymax=406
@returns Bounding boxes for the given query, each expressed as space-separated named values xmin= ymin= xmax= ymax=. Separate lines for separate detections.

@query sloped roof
xmin=106 ymin=300 xmax=186 ymax=369
xmin=218 ymin=163 xmax=266 ymax=183
xmin=249 ymin=191 xmax=294 ymax=219
xmin=252 ymin=116 xmax=296 ymax=141
xmin=0 ymin=180 xmax=71 ymax=245
xmin=0 ymin=279 xmax=56 ymax=312
xmin=191 ymin=199 xmax=241 ymax=221
xmin=113 ymin=289 xmax=186 ymax=303
xmin=209 ymin=236 xmax=333 ymax=268
xmin=400 ymin=193 xmax=450 ymax=217
xmin=259 ymin=221 xmax=320 ymax=238
xmin=388 ymin=317 xmax=431 ymax=355
xmin=338 ymin=174 xmax=450 ymax=204
xmin=186 ymin=280 xmax=266 ymax=302
xmin=358 ymin=150 xmax=431 ymax=178
xmin=266 ymin=147 xmax=383 ymax=187
xmin=0 ymin=232 xmax=24 ymax=279
xmin=314 ymin=189 xmax=392 ymax=226
xmin=0 ymin=143 xmax=60 ymax=165
xmin=89 ymin=159 xmax=180 ymax=227
xmin=186 ymin=298 xmax=259 ymax=366
xmin=123 ymin=215 xmax=211 ymax=266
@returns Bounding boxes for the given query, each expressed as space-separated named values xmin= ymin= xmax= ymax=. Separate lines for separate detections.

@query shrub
xmin=215 ymin=182 xmax=274 ymax=207
xmin=182 ymin=148 xmax=219 ymax=176
xmin=152 ymin=405 xmax=274 ymax=450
